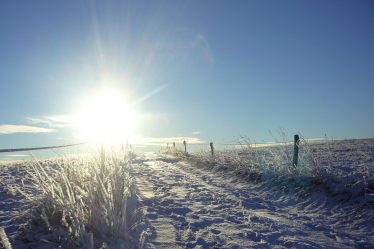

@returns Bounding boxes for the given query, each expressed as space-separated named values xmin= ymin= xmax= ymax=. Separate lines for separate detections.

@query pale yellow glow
xmin=77 ymin=89 xmax=135 ymax=143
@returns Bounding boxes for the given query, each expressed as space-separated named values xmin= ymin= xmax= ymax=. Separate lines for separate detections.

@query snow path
xmin=133 ymin=153 xmax=373 ymax=249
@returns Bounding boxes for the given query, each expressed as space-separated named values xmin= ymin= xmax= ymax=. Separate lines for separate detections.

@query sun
xmin=76 ymin=89 xmax=135 ymax=144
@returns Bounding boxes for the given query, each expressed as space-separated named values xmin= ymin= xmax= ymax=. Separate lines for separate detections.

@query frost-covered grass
xmin=2 ymin=148 xmax=142 ymax=248
xmin=0 ymin=227 xmax=12 ymax=249
xmin=178 ymin=136 xmax=374 ymax=197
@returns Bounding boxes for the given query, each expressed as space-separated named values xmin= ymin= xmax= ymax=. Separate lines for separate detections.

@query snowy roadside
xmin=133 ymin=153 xmax=374 ymax=249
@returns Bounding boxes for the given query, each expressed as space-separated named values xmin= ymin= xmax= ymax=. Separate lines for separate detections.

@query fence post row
xmin=161 ymin=136 xmax=299 ymax=162
xmin=292 ymin=134 xmax=300 ymax=167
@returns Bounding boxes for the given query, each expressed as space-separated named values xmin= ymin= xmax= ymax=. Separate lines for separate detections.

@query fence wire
xmin=0 ymin=142 xmax=87 ymax=153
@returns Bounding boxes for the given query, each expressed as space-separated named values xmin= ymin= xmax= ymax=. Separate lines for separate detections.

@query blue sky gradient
xmin=1 ymin=0 xmax=374 ymax=153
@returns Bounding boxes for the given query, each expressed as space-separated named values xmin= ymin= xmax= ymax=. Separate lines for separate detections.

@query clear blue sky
xmin=0 ymin=0 xmax=374 ymax=154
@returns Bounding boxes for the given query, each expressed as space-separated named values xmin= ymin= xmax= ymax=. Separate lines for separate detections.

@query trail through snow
xmin=133 ymin=153 xmax=373 ymax=249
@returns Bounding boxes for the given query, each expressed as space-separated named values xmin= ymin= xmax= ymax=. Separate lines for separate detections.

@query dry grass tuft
xmin=22 ymin=148 xmax=140 ymax=248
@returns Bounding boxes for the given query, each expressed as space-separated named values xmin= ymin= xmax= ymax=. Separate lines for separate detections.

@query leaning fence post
xmin=210 ymin=142 xmax=214 ymax=156
xmin=183 ymin=140 xmax=187 ymax=153
xmin=293 ymin=134 xmax=300 ymax=167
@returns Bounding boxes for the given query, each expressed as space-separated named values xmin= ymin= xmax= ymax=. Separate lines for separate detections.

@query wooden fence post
xmin=183 ymin=140 xmax=187 ymax=154
xmin=293 ymin=134 xmax=300 ymax=167
xmin=210 ymin=142 xmax=214 ymax=156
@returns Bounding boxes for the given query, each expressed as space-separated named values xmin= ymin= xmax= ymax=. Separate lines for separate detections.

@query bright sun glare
xmin=77 ymin=89 xmax=135 ymax=144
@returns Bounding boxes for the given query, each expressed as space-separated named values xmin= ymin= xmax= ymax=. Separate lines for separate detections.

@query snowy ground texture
xmin=1 ymin=139 xmax=374 ymax=248
xmin=133 ymin=153 xmax=373 ymax=249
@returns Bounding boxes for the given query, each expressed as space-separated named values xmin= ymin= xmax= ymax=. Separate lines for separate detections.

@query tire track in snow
xmin=133 ymin=154 xmax=373 ymax=248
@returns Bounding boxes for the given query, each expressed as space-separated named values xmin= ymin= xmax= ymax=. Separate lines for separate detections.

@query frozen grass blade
xmin=0 ymin=228 xmax=12 ymax=249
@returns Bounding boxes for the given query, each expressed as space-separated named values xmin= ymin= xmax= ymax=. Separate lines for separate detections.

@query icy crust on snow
xmin=133 ymin=153 xmax=374 ymax=248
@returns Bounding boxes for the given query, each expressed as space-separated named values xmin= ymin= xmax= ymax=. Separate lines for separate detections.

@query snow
xmin=1 ymin=139 xmax=374 ymax=248
xmin=133 ymin=152 xmax=374 ymax=248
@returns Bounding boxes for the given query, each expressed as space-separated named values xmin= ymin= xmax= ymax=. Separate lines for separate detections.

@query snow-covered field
xmin=1 ymin=139 xmax=374 ymax=248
